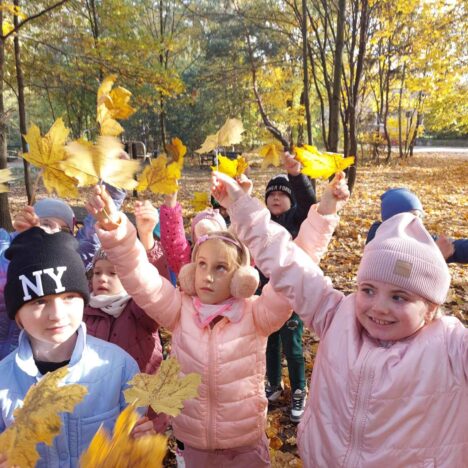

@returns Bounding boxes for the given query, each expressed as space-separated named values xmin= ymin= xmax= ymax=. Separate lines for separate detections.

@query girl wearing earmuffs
xmin=85 ymin=186 xmax=295 ymax=468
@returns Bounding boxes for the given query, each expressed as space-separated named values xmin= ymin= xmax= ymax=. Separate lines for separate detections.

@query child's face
xmin=39 ymin=217 xmax=71 ymax=234
xmin=16 ymin=292 xmax=84 ymax=349
xmin=194 ymin=239 xmax=237 ymax=304
xmin=266 ymin=191 xmax=291 ymax=216
xmin=355 ymin=280 xmax=436 ymax=342
xmin=92 ymin=259 xmax=125 ymax=296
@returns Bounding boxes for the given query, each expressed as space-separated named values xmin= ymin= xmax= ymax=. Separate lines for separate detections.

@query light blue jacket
xmin=0 ymin=323 xmax=139 ymax=467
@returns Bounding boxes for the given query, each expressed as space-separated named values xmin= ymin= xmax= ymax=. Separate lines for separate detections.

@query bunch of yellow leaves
xmin=257 ymin=143 xmax=283 ymax=169
xmin=136 ymin=154 xmax=181 ymax=195
xmin=196 ymin=118 xmax=244 ymax=154
xmin=191 ymin=192 xmax=211 ymax=212
xmin=0 ymin=367 xmax=87 ymax=468
xmin=0 ymin=168 xmax=12 ymax=192
xmin=97 ymin=75 xmax=136 ymax=137
xmin=22 ymin=118 xmax=79 ymax=198
xmin=63 ymin=136 xmax=139 ymax=190
xmin=79 ymin=403 xmax=167 ymax=468
xmin=294 ymin=145 xmax=355 ymax=179
xmin=124 ymin=357 xmax=201 ymax=417
xmin=212 ymin=154 xmax=249 ymax=179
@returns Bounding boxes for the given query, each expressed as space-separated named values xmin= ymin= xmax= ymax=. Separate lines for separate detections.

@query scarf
xmin=88 ymin=292 xmax=131 ymax=318
xmin=193 ymin=297 xmax=244 ymax=328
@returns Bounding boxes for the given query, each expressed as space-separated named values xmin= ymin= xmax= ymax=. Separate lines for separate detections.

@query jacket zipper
xmin=343 ymin=347 xmax=375 ymax=467
xmin=207 ymin=326 xmax=216 ymax=450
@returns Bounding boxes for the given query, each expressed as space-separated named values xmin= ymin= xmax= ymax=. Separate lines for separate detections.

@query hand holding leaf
xmin=317 ymin=172 xmax=350 ymax=215
xmin=85 ymin=185 xmax=120 ymax=231
xmin=12 ymin=206 xmax=40 ymax=233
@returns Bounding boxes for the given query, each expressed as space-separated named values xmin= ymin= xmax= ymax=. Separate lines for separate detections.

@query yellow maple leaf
xmin=97 ymin=75 xmax=136 ymax=136
xmin=166 ymin=137 xmax=187 ymax=165
xmin=136 ymin=154 xmax=180 ymax=195
xmin=124 ymin=357 xmax=201 ymax=417
xmin=0 ymin=168 xmax=12 ymax=193
xmin=191 ymin=192 xmax=210 ymax=212
xmin=63 ymin=136 xmax=139 ymax=190
xmin=0 ymin=367 xmax=87 ymax=468
xmin=294 ymin=145 xmax=354 ymax=179
xmin=258 ymin=143 xmax=283 ymax=169
xmin=22 ymin=119 xmax=79 ymax=198
xmin=80 ymin=403 xmax=167 ymax=468
xmin=196 ymin=118 xmax=244 ymax=153
xmin=212 ymin=154 xmax=249 ymax=178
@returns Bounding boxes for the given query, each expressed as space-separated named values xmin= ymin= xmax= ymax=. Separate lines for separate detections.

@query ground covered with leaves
xmin=7 ymin=153 xmax=467 ymax=466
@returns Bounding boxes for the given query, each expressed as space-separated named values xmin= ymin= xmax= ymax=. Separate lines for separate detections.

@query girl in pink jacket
xmin=212 ymin=171 xmax=467 ymax=468
xmin=85 ymin=186 xmax=297 ymax=468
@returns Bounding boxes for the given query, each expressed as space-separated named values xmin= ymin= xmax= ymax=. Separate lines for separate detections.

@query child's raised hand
xmin=282 ymin=151 xmax=302 ymax=176
xmin=85 ymin=185 xmax=120 ymax=231
xmin=12 ymin=206 xmax=40 ymax=233
xmin=317 ymin=171 xmax=350 ymax=215
xmin=211 ymin=171 xmax=249 ymax=208
xmin=0 ymin=453 xmax=18 ymax=468
xmin=135 ymin=200 xmax=159 ymax=236
xmin=131 ymin=416 xmax=155 ymax=439
xmin=435 ymin=235 xmax=455 ymax=260
xmin=163 ymin=191 xmax=178 ymax=208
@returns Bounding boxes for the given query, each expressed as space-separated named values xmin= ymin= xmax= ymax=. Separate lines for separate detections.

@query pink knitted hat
xmin=357 ymin=212 xmax=450 ymax=305
xmin=190 ymin=208 xmax=227 ymax=242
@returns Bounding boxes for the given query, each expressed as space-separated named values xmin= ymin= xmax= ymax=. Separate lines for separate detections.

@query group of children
xmin=0 ymin=151 xmax=466 ymax=467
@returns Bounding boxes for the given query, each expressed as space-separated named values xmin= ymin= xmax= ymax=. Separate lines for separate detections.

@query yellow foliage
xmin=79 ymin=403 xmax=167 ymax=468
xmin=2 ymin=20 xmax=14 ymax=36
xmin=22 ymin=119 xmax=79 ymax=198
xmin=124 ymin=357 xmax=201 ymax=417
xmin=211 ymin=155 xmax=249 ymax=179
xmin=258 ymin=143 xmax=283 ymax=169
xmin=0 ymin=367 xmax=87 ymax=468
xmin=63 ymin=136 xmax=139 ymax=190
xmin=191 ymin=192 xmax=210 ymax=212
xmin=196 ymin=118 xmax=244 ymax=153
xmin=0 ymin=168 xmax=12 ymax=193
xmin=166 ymin=137 xmax=187 ymax=164
xmin=294 ymin=145 xmax=354 ymax=179
xmin=136 ymin=155 xmax=181 ymax=195
xmin=97 ymin=75 xmax=136 ymax=136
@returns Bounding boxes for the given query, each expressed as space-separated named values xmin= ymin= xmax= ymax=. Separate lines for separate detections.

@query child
xmin=0 ymin=228 xmax=151 ymax=467
xmin=260 ymin=154 xmax=316 ymax=422
xmin=85 ymin=185 xmax=298 ymax=468
xmin=159 ymin=191 xmax=227 ymax=275
xmin=212 ymin=172 xmax=467 ymax=467
xmin=366 ymin=187 xmax=467 ymax=263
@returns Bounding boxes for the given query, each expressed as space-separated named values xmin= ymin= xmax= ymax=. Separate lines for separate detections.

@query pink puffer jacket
xmin=96 ymin=215 xmax=293 ymax=450
xmin=229 ymin=195 xmax=468 ymax=468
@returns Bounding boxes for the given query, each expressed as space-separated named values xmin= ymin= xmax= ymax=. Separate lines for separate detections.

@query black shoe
xmin=265 ymin=382 xmax=283 ymax=402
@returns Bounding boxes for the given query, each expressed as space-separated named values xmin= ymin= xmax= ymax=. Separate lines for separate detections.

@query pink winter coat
xmin=229 ymin=195 xmax=468 ymax=468
xmin=83 ymin=300 xmax=162 ymax=374
xmin=96 ymin=215 xmax=293 ymax=450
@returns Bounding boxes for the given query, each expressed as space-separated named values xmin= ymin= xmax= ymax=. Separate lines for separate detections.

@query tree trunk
xmin=14 ymin=0 xmax=32 ymax=204
xmin=301 ymin=0 xmax=312 ymax=145
xmin=328 ymin=0 xmax=346 ymax=152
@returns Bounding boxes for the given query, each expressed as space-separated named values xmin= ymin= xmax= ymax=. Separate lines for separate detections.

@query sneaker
xmin=265 ymin=382 xmax=283 ymax=402
xmin=290 ymin=388 xmax=307 ymax=422
xmin=175 ymin=447 xmax=186 ymax=468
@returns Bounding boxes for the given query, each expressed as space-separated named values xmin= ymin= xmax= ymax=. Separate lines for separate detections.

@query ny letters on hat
xmin=4 ymin=227 xmax=90 ymax=318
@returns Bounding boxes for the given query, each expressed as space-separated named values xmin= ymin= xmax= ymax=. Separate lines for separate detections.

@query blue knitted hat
xmin=380 ymin=188 xmax=423 ymax=221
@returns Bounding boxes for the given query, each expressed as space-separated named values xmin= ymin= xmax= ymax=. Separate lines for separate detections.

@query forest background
xmin=0 ymin=1 xmax=466 ymax=464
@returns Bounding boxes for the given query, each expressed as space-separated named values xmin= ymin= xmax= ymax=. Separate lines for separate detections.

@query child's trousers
xmin=266 ymin=312 xmax=306 ymax=391
xmin=182 ymin=434 xmax=270 ymax=468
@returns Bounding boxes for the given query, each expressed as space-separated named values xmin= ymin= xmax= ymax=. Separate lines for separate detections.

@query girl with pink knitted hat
xmin=212 ymin=171 xmax=467 ymax=468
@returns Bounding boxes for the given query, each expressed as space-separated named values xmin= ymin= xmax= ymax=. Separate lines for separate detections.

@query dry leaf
xmin=22 ymin=119 xmax=79 ymax=197
xmin=0 ymin=168 xmax=12 ymax=192
xmin=0 ymin=367 xmax=87 ymax=468
xmin=79 ymin=403 xmax=167 ymax=468
xmin=212 ymin=154 xmax=249 ymax=178
xmin=258 ymin=143 xmax=283 ymax=169
xmin=294 ymin=145 xmax=354 ymax=179
xmin=63 ymin=136 xmax=139 ymax=190
xmin=191 ymin=192 xmax=210 ymax=212
xmin=196 ymin=118 xmax=244 ymax=153
xmin=136 ymin=155 xmax=181 ymax=195
xmin=166 ymin=137 xmax=187 ymax=164
xmin=124 ymin=357 xmax=201 ymax=417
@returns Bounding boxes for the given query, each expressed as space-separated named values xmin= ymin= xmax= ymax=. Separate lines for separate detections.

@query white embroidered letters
xmin=19 ymin=267 xmax=68 ymax=300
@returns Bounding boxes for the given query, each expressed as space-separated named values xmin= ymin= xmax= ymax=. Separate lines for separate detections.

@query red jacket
xmin=84 ymin=300 xmax=162 ymax=374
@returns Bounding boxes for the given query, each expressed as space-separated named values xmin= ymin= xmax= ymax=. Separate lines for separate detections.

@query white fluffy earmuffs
xmin=179 ymin=232 xmax=259 ymax=299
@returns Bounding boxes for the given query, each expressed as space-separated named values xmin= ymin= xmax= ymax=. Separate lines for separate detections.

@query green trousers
xmin=266 ymin=312 xmax=306 ymax=392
